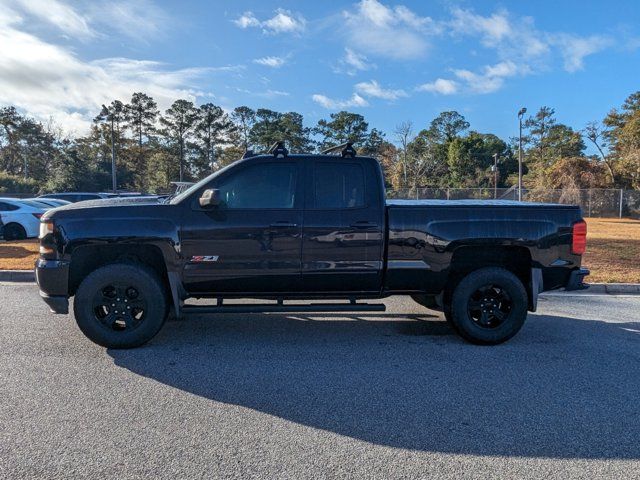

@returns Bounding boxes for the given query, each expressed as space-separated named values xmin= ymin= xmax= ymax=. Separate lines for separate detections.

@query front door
xmin=181 ymin=160 xmax=303 ymax=294
xmin=301 ymin=158 xmax=384 ymax=292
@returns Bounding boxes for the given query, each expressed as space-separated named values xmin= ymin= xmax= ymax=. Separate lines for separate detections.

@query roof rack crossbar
xmin=321 ymin=142 xmax=357 ymax=158
xmin=268 ymin=141 xmax=288 ymax=158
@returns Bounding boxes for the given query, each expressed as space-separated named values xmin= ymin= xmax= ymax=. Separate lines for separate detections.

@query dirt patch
xmin=583 ymin=218 xmax=640 ymax=283
xmin=0 ymin=239 xmax=39 ymax=270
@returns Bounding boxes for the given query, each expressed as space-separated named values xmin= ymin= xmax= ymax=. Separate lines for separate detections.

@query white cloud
xmin=8 ymin=0 xmax=94 ymax=38
xmin=0 ymin=0 xmax=168 ymax=41
xmin=450 ymin=8 xmax=512 ymax=45
xmin=234 ymin=8 xmax=305 ymax=34
xmin=449 ymin=7 xmax=613 ymax=74
xmin=344 ymin=49 xmax=369 ymax=70
xmin=453 ymin=61 xmax=522 ymax=94
xmin=343 ymin=0 xmax=440 ymax=60
xmin=417 ymin=61 xmax=522 ymax=96
xmin=334 ymin=48 xmax=375 ymax=76
xmin=263 ymin=9 xmax=306 ymax=33
xmin=0 ymin=14 xmax=214 ymax=134
xmin=3 ymin=0 xmax=168 ymax=42
xmin=550 ymin=34 xmax=613 ymax=72
xmin=234 ymin=11 xmax=260 ymax=29
xmin=312 ymin=93 xmax=369 ymax=109
xmin=253 ymin=56 xmax=287 ymax=68
xmin=238 ymin=88 xmax=290 ymax=98
xmin=87 ymin=0 xmax=169 ymax=41
xmin=416 ymin=78 xmax=458 ymax=95
xmin=261 ymin=89 xmax=289 ymax=98
xmin=355 ymin=80 xmax=407 ymax=100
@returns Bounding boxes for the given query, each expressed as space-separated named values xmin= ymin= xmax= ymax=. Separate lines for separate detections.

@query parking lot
xmin=1 ymin=283 xmax=639 ymax=479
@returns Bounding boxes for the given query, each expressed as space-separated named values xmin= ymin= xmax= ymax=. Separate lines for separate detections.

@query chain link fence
xmin=388 ymin=188 xmax=640 ymax=218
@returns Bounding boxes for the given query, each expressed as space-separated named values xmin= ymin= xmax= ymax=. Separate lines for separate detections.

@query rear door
xmin=301 ymin=158 xmax=384 ymax=292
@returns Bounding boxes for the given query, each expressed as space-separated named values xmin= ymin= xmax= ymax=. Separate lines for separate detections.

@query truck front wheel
xmin=449 ymin=267 xmax=528 ymax=345
xmin=73 ymin=263 xmax=168 ymax=349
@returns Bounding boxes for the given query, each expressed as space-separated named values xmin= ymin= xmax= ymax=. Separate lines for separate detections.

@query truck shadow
xmin=108 ymin=310 xmax=640 ymax=459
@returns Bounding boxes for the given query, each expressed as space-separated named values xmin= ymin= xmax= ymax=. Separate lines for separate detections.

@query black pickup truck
xmin=36 ymin=143 xmax=589 ymax=348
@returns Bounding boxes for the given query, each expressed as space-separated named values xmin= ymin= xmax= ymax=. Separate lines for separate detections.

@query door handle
xmin=270 ymin=221 xmax=298 ymax=228
xmin=350 ymin=221 xmax=379 ymax=229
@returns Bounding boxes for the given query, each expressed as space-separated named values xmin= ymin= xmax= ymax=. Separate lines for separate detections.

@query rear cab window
xmin=312 ymin=162 xmax=366 ymax=209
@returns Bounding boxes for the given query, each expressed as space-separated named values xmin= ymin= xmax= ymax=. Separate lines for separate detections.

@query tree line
xmin=1 ymin=90 xmax=639 ymax=195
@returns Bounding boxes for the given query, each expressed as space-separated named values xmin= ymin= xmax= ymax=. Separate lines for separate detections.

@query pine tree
xmin=159 ymin=100 xmax=198 ymax=182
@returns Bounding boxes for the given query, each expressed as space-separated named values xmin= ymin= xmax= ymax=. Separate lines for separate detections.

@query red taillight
xmin=572 ymin=220 xmax=587 ymax=255
xmin=32 ymin=213 xmax=42 ymax=219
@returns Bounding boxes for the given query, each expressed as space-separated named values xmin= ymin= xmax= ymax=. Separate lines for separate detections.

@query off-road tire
xmin=73 ymin=263 xmax=168 ymax=349
xmin=449 ymin=267 xmax=528 ymax=345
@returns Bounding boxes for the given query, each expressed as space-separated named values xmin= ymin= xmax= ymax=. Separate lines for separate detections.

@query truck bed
xmin=384 ymin=199 xmax=583 ymax=294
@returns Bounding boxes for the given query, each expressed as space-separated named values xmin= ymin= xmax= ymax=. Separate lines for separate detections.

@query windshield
xmin=168 ymin=160 xmax=241 ymax=205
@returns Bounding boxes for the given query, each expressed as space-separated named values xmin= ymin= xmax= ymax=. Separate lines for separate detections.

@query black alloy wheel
xmin=466 ymin=284 xmax=512 ymax=329
xmin=92 ymin=283 xmax=148 ymax=332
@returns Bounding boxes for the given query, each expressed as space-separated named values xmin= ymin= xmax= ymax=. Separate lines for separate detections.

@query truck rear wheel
xmin=449 ymin=267 xmax=528 ymax=345
xmin=73 ymin=263 xmax=168 ymax=349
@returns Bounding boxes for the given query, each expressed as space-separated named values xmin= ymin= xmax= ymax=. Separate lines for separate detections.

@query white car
xmin=0 ymin=198 xmax=47 ymax=240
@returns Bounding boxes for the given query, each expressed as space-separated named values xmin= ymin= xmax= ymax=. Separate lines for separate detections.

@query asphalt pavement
xmin=1 ymin=283 xmax=639 ymax=479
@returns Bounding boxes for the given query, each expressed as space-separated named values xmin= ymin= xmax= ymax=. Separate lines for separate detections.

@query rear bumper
xmin=35 ymin=258 xmax=70 ymax=314
xmin=565 ymin=267 xmax=590 ymax=291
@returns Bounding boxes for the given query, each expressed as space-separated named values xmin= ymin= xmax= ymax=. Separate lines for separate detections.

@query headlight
xmin=39 ymin=220 xmax=54 ymax=239
xmin=39 ymin=221 xmax=56 ymax=256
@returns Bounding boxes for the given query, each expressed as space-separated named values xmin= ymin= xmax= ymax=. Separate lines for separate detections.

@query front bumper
xmin=565 ymin=267 xmax=590 ymax=291
xmin=35 ymin=258 xmax=70 ymax=314
xmin=40 ymin=292 xmax=69 ymax=314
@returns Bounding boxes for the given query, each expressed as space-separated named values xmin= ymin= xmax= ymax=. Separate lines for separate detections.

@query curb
xmin=0 ymin=270 xmax=35 ymax=282
xmin=584 ymin=283 xmax=640 ymax=295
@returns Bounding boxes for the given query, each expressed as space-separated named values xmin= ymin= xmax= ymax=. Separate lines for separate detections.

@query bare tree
xmin=394 ymin=121 xmax=413 ymax=188
xmin=584 ymin=121 xmax=616 ymax=185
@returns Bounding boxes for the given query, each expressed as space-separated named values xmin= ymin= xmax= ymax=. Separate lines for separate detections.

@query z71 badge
xmin=190 ymin=255 xmax=219 ymax=262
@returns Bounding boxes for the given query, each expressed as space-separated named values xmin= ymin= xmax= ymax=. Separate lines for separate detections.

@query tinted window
xmin=313 ymin=162 xmax=365 ymax=209
xmin=0 ymin=202 xmax=19 ymax=211
xmin=215 ymin=162 xmax=297 ymax=209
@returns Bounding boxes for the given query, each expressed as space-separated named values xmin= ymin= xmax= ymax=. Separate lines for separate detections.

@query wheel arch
xmin=445 ymin=245 xmax=536 ymax=311
xmin=68 ymin=244 xmax=171 ymax=298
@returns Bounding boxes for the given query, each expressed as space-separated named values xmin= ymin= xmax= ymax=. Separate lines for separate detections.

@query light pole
xmin=517 ymin=107 xmax=527 ymax=201
xmin=101 ymin=104 xmax=117 ymax=194
xmin=492 ymin=153 xmax=499 ymax=199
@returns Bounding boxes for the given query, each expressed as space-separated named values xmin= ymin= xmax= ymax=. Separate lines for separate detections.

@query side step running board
xmin=181 ymin=303 xmax=386 ymax=314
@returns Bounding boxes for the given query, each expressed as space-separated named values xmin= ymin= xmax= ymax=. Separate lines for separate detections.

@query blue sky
xmin=1 ymin=0 xmax=639 ymax=145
